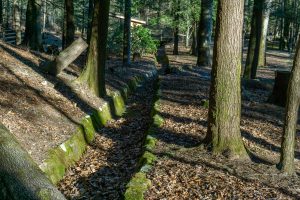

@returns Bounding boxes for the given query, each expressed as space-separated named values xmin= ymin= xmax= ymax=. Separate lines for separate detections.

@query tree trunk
xmin=191 ymin=22 xmax=197 ymax=56
xmin=278 ymin=38 xmax=300 ymax=175
xmin=64 ymin=0 xmax=75 ymax=48
xmin=42 ymin=0 xmax=46 ymax=32
xmin=23 ymin=0 xmax=42 ymax=51
xmin=0 ymin=0 xmax=2 ymax=26
xmin=205 ymin=0 xmax=248 ymax=159
xmin=196 ymin=0 xmax=213 ymax=67
xmin=0 ymin=124 xmax=66 ymax=200
xmin=268 ymin=70 xmax=291 ymax=107
xmin=87 ymin=0 xmax=93 ymax=43
xmin=13 ymin=0 xmax=21 ymax=45
xmin=45 ymin=38 xmax=88 ymax=76
xmin=77 ymin=0 xmax=110 ymax=97
xmin=123 ymin=0 xmax=131 ymax=67
xmin=257 ymin=0 xmax=273 ymax=67
xmin=244 ymin=0 xmax=258 ymax=79
xmin=173 ymin=0 xmax=180 ymax=55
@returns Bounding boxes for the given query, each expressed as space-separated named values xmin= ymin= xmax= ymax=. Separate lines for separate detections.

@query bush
xmin=131 ymin=26 xmax=158 ymax=55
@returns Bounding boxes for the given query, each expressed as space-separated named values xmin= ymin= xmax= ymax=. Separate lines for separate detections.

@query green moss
xmin=139 ymin=151 xmax=157 ymax=167
xmin=92 ymin=103 xmax=112 ymax=127
xmin=124 ymin=172 xmax=151 ymax=200
xmin=37 ymin=189 xmax=51 ymax=200
xmin=111 ymin=91 xmax=126 ymax=117
xmin=153 ymin=114 xmax=164 ymax=127
xmin=81 ymin=116 xmax=96 ymax=144
xmin=200 ymin=99 xmax=209 ymax=108
xmin=144 ymin=135 xmax=157 ymax=150
xmin=41 ymin=127 xmax=87 ymax=184
xmin=128 ymin=77 xmax=139 ymax=90
xmin=121 ymin=85 xmax=130 ymax=100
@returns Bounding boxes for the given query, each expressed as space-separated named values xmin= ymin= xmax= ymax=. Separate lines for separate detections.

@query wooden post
xmin=44 ymin=37 xmax=88 ymax=76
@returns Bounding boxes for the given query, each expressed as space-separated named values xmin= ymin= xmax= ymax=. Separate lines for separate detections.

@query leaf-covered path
xmin=58 ymin=77 xmax=156 ymax=199
xmin=144 ymin=49 xmax=300 ymax=199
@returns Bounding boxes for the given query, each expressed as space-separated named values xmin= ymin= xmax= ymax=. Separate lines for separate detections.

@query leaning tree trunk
xmin=23 ymin=0 xmax=42 ymax=51
xmin=123 ymin=0 xmax=131 ymax=67
xmin=173 ymin=0 xmax=180 ymax=55
xmin=44 ymin=38 xmax=88 ymax=76
xmin=278 ymin=37 xmax=300 ymax=175
xmin=196 ymin=0 xmax=213 ymax=67
xmin=205 ymin=0 xmax=248 ymax=159
xmin=64 ymin=0 xmax=75 ymax=48
xmin=77 ymin=0 xmax=110 ymax=97
xmin=0 ymin=124 xmax=66 ymax=200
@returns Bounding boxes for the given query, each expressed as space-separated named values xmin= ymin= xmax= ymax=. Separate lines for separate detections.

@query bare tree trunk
xmin=205 ymin=0 xmax=248 ymax=159
xmin=278 ymin=37 xmax=300 ymax=175
xmin=64 ymin=0 xmax=75 ymax=48
xmin=257 ymin=0 xmax=273 ymax=67
xmin=197 ymin=0 xmax=213 ymax=67
xmin=13 ymin=0 xmax=21 ymax=45
xmin=123 ymin=0 xmax=131 ymax=67
xmin=0 ymin=0 xmax=2 ymax=26
xmin=23 ymin=0 xmax=42 ymax=51
xmin=244 ymin=0 xmax=258 ymax=79
xmin=87 ymin=0 xmax=93 ymax=43
xmin=173 ymin=0 xmax=180 ymax=55
xmin=77 ymin=0 xmax=110 ymax=97
xmin=191 ymin=22 xmax=198 ymax=56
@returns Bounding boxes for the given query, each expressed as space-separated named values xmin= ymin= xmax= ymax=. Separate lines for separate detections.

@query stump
xmin=44 ymin=37 xmax=88 ymax=76
xmin=268 ymin=70 xmax=291 ymax=107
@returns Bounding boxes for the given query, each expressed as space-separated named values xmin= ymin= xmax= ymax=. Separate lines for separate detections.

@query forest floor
xmin=58 ymin=77 xmax=155 ymax=199
xmin=0 ymin=40 xmax=155 ymax=165
xmin=144 ymin=46 xmax=300 ymax=199
xmin=1 ymin=39 xmax=300 ymax=199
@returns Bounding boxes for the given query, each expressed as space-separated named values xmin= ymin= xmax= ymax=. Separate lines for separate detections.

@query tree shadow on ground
xmin=151 ymin=150 xmax=300 ymax=199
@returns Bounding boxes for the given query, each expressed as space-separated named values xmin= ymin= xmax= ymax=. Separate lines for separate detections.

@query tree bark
xmin=23 ymin=0 xmax=42 ymax=51
xmin=64 ymin=0 xmax=75 ymax=48
xmin=173 ymin=0 xmax=180 ymax=55
xmin=257 ymin=0 xmax=273 ymax=67
xmin=77 ymin=0 xmax=109 ymax=97
xmin=205 ymin=0 xmax=248 ymax=159
xmin=0 ymin=0 xmax=3 ymax=26
xmin=244 ymin=0 xmax=258 ymax=79
xmin=0 ymin=124 xmax=66 ymax=200
xmin=87 ymin=0 xmax=93 ymax=43
xmin=191 ymin=22 xmax=197 ymax=56
xmin=123 ymin=0 xmax=131 ymax=67
xmin=278 ymin=37 xmax=300 ymax=175
xmin=13 ymin=0 xmax=21 ymax=45
xmin=196 ymin=0 xmax=213 ymax=67
xmin=45 ymin=38 xmax=88 ymax=76
xmin=268 ymin=70 xmax=291 ymax=107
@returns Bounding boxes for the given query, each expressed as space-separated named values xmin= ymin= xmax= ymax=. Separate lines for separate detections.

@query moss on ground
xmin=124 ymin=172 xmax=151 ymax=200
xmin=81 ymin=116 xmax=96 ymax=144
xmin=144 ymin=135 xmax=157 ymax=150
xmin=153 ymin=114 xmax=164 ymax=127
xmin=111 ymin=91 xmax=126 ymax=117
xmin=41 ymin=127 xmax=87 ymax=184
xmin=92 ymin=103 xmax=112 ymax=127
